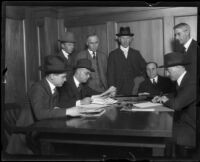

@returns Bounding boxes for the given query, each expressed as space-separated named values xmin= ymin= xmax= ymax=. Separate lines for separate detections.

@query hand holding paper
xmin=99 ymin=86 xmax=117 ymax=98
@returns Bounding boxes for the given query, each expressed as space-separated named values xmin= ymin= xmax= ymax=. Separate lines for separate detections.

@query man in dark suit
xmin=174 ymin=23 xmax=198 ymax=80
xmin=107 ymin=26 xmax=146 ymax=96
xmin=152 ymin=52 xmax=197 ymax=149
xmin=75 ymin=34 xmax=107 ymax=93
xmin=138 ymin=62 xmax=176 ymax=97
xmin=58 ymin=58 xmax=116 ymax=108
xmin=58 ymin=31 xmax=76 ymax=68
xmin=6 ymin=55 xmax=84 ymax=154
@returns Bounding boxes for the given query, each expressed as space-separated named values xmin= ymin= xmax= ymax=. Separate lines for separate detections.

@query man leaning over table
xmin=6 ymin=55 xmax=86 ymax=154
xmin=58 ymin=58 xmax=116 ymax=108
xmin=152 ymin=52 xmax=197 ymax=152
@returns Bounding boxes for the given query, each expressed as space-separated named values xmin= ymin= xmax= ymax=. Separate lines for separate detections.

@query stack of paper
xmin=92 ymin=97 xmax=117 ymax=105
xmin=133 ymin=102 xmax=162 ymax=108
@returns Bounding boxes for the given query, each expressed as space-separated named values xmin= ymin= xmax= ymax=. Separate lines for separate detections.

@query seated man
xmin=138 ymin=61 xmax=176 ymax=97
xmin=6 ymin=55 xmax=84 ymax=154
xmin=58 ymin=58 xmax=116 ymax=108
xmin=152 ymin=52 xmax=197 ymax=149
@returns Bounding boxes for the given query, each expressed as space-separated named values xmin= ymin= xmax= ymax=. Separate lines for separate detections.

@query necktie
xmin=77 ymin=84 xmax=82 ymax=92
xmin=92 ymin=51 xmax=96 ymax=59
xmin=52 ymin=88 xmax=58 ymax=96
xmin=152 ymin=79 xmax=156 ymax=85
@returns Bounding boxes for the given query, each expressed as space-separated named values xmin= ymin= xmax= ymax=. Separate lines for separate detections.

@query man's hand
xmin=66 ymin=107 xmax=82 ymax=117
xmin=99 ymin=86 xmax=117 ymax=97
xmin=80 ymin=97 xmax=92 ymax=105
xmin=152 ymin=95 xmax=169 ymax=103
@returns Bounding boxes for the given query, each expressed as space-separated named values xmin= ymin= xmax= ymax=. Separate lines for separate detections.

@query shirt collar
xmin=88 ymin=49 xmax=96 ymax=57
xmin=184 ymin=38 xmax=192 ymax=52
xmin=62 ymin=49 xmax=69 ymax=59
xmin=46 ymin=78 xmax=56 ymax=94
xmin=150 ymin=75 xmax=158 ymax=83
xmin=120 ymin=45 xmax=129 ymax=52
xmin=73 ymin=76 xmax=80 ymax=88
xmin=177 ymin=71 xmax=187 ymax=86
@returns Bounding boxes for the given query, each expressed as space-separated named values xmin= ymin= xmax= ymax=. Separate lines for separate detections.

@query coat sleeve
xmin=29 ymin=84 xmax=67 ymax=120
xmin=164 ymin=81 xmax=196 ymax=111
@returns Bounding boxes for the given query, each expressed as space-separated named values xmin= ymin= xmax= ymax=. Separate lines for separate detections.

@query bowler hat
xmin=116 ymin=27 xmax=134 ymax=37
xmin=39 ymin=55 xmax=72 ymax=73
xmin=58 ymin=32 xmax=76 ymax=43
xmin=159 ymin=52 xmax=190 ymax=68
xmin=75 ymin=59 xmax=95 ymax=72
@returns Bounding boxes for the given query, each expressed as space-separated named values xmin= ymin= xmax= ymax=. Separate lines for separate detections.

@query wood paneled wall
xmin=5 ymin=18 xmax=26 ymax=105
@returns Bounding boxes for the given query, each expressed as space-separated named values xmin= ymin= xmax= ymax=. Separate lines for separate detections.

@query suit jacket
xmin=138 ymin=75 xmax=176 ymax=96
xmin=107 ymin=48 xmax=146 ymax=95
xmin=28 ymin=78 xmax=67 ymax=120
xmin=184 ymin=39 xmax=197 ymax=80
xmin=58 ymin=76 xmax=98 ymax=108
xmin=164 ymin=72 xmax=196 ymax=131
xmin=58 ymin=50 xmax=74 ymax=67
xmin=75 ymin=49 xmax=108 ymax=91
xmin=6 ymin=78 xmax=67 ymax=154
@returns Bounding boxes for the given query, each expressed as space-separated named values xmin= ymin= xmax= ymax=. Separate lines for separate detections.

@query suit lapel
xmin=69 ymin=77 xmax=81 ymax=99
xmin=41 ymin=78 xmax=53 ymax=96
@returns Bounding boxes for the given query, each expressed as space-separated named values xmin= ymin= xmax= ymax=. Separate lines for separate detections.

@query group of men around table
xmin=6 ymin=23 xmax=199 ymax=155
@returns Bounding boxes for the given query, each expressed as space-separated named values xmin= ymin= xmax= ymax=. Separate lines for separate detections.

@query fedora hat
xmin=116 ymin=27 xmax=134 ymax=37
xmin=74 ymin=59 xmax=95 ymax=72
xmin=39 ymin=55 xmax=72 ymax=73
xmin=159 ymin=52 xmax=190 ymax=68
xmin=58 ymin=31 xmax=76 ymax=43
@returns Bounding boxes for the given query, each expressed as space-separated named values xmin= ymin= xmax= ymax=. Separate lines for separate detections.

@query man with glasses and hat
xmin=58 ymin=58 xmax=116 ymax=108
xmin=107 ymin=26 xmax=146 ymax=96
xmin=152 ymin=52 xmax=198 ymax=155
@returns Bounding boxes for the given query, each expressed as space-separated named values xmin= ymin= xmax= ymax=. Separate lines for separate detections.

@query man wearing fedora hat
xmin=58 ymin=31 xmax=76 ymax=68
xmin=152 ymin=52 xmax=197 ymax=150
xmin=6 ymin=55 xmax=85 ymax=154
xmin=107 ymin=26 xmax=146 ymax=96
xmin=58 ymin=58 xmax=116 ymax=108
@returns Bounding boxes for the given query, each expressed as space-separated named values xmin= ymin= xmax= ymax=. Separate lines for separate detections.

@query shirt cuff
xmin=76 ymin=100 xmax=81 ymax=106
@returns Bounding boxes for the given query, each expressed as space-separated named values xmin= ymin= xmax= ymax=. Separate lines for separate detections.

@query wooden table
xmin=26 ymin=97 xmax=174 ymax=157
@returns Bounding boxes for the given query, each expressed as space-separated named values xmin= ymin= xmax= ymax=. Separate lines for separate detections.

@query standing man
xmin=58 ymin=31 xmax=76 ymax=68
xmin=75 ymin=34 xmax=107 ymax=93
xmin=138 ymin=62 xmax=176 ymax=97
xmin=107 ymin=26 xmax=146 ymax=96
xmin=58 ymin=58 xmax=116 ymax=108
xmin=152 ymin=52 xmax=197 ymax=149
xmin=173 ymin=23 xmax=198 ymax=80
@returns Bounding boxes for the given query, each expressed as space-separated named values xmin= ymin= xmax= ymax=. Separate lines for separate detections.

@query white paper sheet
xmin=133 ymin=102 xmax=162 ymax=108
xmin=78 ymin=103 xmax=108 ymax=109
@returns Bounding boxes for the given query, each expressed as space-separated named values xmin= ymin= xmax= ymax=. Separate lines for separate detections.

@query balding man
xmin=138 ymin=61 xmax=175 ymax=97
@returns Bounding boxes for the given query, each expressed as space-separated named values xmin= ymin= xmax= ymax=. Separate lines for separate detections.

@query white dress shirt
xmin=150 ymin=75 xmax=158 ymax=84
xmin=184 ymin=38 xmax=193 ymax=52
xmin=73 ymin=76 xmax=82 ymax=106
xmin=177 ymin=71 xmax=187 ymax=86
xmin=120 ymin=45 xmax=129 ymax=58
xmin=88 ymin=49 xmax=96 ymax=58
xmin=46 ymin=78 xmax=56 ymax=94
xmin=62 ymin=49 xmax=69 ymax=59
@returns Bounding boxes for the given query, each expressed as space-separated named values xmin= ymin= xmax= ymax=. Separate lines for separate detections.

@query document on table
xmin=120 ymin=107 xmax=155 ymax=112
xmin=133 ymin=102 xmax=162 ymax=108
xmin=91 ymin=96 xmax=118 ymax=105
xmin=78 ymin=103 xmax=109 ymax=109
